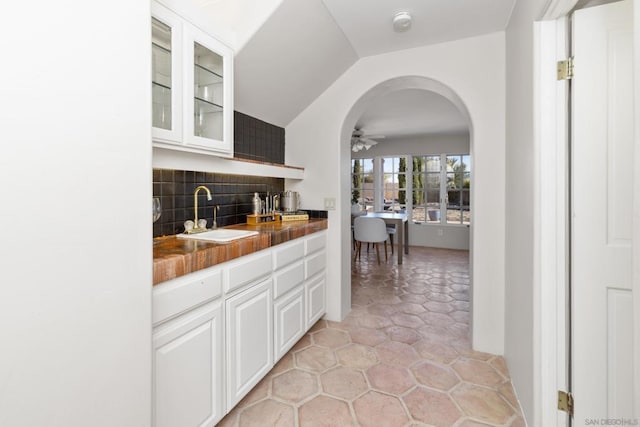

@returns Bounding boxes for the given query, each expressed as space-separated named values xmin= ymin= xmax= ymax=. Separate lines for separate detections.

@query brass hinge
xmin=558 ymin=390 xmax=574 ymax=416
xmin=557 ymin=57 xmax=574 ymax=80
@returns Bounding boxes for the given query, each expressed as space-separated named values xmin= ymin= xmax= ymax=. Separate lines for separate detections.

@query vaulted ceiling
xmin=233 ymin=0 xmax=516 ymax=138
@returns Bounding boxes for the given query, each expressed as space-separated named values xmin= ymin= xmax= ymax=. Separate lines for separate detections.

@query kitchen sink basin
xmin=177 ymin=229 xmax=259 ymax=243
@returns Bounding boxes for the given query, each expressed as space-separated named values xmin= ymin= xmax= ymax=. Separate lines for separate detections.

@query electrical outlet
xmin=324 ymin=197 xmax=336 ymax=210
xmin=438 ymin=228 xmax=444 ymax=236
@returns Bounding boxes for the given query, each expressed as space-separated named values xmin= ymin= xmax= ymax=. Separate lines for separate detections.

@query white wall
xmin=0 ymin=1 xmax=152 ymax=426
xmin=409 ymin=224 xmax=470 ymax=250
xmin=634 ymin=0 xmax=640 ymax=418
xmin=286 ymin=32 xmax=506 ymax=354
xmin=504 ymin=0 xmax=551 ymax=423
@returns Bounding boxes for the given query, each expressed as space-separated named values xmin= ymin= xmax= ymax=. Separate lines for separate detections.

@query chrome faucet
xmin=212 ymin=205 xmax=219 ymax=229
xmin=192 ymin=185 xmax=212 ymax=233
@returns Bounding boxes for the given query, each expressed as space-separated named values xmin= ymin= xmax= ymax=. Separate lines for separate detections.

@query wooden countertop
xmin=153 ymin=219 xmax=328 ymax=285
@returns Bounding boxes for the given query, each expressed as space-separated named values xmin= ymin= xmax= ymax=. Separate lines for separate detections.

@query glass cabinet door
xmin=152 ymin=18 xmax=172 ymax=130
xmin=193 ymin=42 xmax=223 ymax=141
xmin=151 ymin=2 xmax=182 ymax=144
xmin=183 ymin=23 xmax=233 ymax=156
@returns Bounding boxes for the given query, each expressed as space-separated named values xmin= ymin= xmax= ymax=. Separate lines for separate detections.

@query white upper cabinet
xmin=151 ymin=3 xmax=183 ymax=144
xmin=151 ymin=2 xmax=234 ymax=157
xmin=183 ymin=24 xmax=233 ymax=154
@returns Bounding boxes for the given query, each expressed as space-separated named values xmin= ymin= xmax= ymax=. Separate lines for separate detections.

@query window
xmin=445 ymin=154 xmax=471 ymax=224
xmin=412 ymin=154 xmax=471 ymax=225
xmin=353 ymin=154 xmax=470 ymax=224
xmin=382 ymin=157 xmax=407 ymax=212
xmin=412 ymin=155 xmax=441 ymax=223
xmin=351 ymin=158 xmax=374 ymax=211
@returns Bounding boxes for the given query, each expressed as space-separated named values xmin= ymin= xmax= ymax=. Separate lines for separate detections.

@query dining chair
xmin=351 ymin=210 xmax=367 ymax=250
xmin=353 ymin=217 xmax=388 ymax=264
xmin=386 ymin=224 xmax=397 ymax=255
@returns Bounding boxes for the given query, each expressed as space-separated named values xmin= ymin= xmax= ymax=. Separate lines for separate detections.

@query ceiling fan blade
xmin=360 ymin=137 xmax=379 ymax=146
xmin=363 ymin=134 xmax=385 ymax=140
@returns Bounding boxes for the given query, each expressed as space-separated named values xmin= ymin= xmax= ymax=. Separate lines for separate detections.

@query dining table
xmin=356 ymin=211 xmax=409 ymax=264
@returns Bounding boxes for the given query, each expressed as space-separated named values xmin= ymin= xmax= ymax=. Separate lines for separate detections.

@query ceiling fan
xmin=351 ymin=128 xmax=385 ymax=152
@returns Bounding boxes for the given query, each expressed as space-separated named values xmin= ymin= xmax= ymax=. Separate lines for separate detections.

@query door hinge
xmin=557 ymin=57 xmax=574 ymax=80
xmin=557 ymin=390 xmax=574 ymax=416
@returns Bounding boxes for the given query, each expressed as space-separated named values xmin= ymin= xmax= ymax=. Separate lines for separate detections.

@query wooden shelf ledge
xmin=153 ymin=145 xmax=304 ymax=179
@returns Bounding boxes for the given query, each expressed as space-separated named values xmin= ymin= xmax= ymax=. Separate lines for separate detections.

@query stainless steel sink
xmin=177 ymin=229 xmax=259 ymax=243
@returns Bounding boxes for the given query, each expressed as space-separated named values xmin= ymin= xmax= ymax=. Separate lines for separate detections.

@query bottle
xmin=252 ymin=192 xmax=261 ymax=215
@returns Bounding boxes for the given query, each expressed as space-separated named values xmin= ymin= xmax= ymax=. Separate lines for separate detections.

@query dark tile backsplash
xmin=152 ymin=112 xmax=325 ymax=238
xmin=304 ymin=210 xmax=329 ymax=219
xmin=153 ymin=169 xmax=284 ymax=237
xmin=234 ymin=111 xmax=285 ymax=164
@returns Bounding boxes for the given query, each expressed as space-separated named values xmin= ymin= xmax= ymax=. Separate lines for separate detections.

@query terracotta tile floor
xmin=219 ymin=247 xmax=525 ymax=427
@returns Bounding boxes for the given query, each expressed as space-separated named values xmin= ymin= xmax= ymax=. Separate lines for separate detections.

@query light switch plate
xmin=324 ymin=197 xmax=336 ymax=210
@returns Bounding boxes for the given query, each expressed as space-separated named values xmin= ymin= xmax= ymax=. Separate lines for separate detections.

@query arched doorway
xmin=340 ymin=76 xmax=473 ymax=338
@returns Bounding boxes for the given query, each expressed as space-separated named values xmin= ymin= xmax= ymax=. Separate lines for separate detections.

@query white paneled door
xmin=572 ymin=0 xmax=635 ymax=423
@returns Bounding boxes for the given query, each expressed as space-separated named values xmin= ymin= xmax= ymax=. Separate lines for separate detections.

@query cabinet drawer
xmin=273 ymin=239 xmax=305 ymax=270
xmin=225 ymin=251 xmax=272 ymax=293
xmin=305 ymin=232 xmax=326 ymax=255
xmin=153 ymin=267 xmax=222 ymax=325
xmin=305 ymin=250 xmax=326 ymax=280
xmin=273 ymin=261 xmax=304 ymax=299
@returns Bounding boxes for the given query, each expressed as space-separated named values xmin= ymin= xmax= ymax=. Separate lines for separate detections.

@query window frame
xmin=352 ymin=153 xmax=470 ymax=226
xmin=411 ymin=153 xmax=471 ymax=226
xmin=380 ymin=156 xmax=408 ymax=212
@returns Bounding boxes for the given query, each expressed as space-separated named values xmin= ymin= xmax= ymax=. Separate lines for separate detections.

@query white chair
xmin=351 ymin=210 xmax=367 ymax=250
xmin=353 ymin=217 xmax=389 ymax=264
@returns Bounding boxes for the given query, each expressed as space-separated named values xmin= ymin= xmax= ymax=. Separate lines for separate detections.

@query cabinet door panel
xmin=153 ymin=301 xmax=223 ymax=427
xmin=306 ymin=274 xmax=326 ymax=329
xmin=226 ymin=279 xmax=273 ymax=410
xmin=274 ymin=287 xmax=305 ymax=360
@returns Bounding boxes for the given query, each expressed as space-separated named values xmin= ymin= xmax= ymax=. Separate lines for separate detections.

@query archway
xmin=340 ymin=75 xmax=475 ymax=336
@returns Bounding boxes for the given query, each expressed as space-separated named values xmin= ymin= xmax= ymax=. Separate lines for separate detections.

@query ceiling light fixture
xmin=351 ymin=129 xmax=384 ymax=152
xmin=393 ymin=11 xmax=412 ymax=32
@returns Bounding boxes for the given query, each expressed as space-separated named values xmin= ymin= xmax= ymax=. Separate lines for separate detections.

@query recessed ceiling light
xmin=393 ymin=12 xmax=412 ymax=32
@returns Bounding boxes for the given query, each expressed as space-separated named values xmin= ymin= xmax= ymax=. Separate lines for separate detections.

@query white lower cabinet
xmin=225 ymin=279 xmax=273 ymax=411
xmin=274 ymin=286 xmax=305 ymax=360
xmin=304 ymin=231 xmax=327 ymax=329
xmin=152 ymin=231 xmax=327 ymax=424
xmin=152 ymin=300 xmax=223 ymax=427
